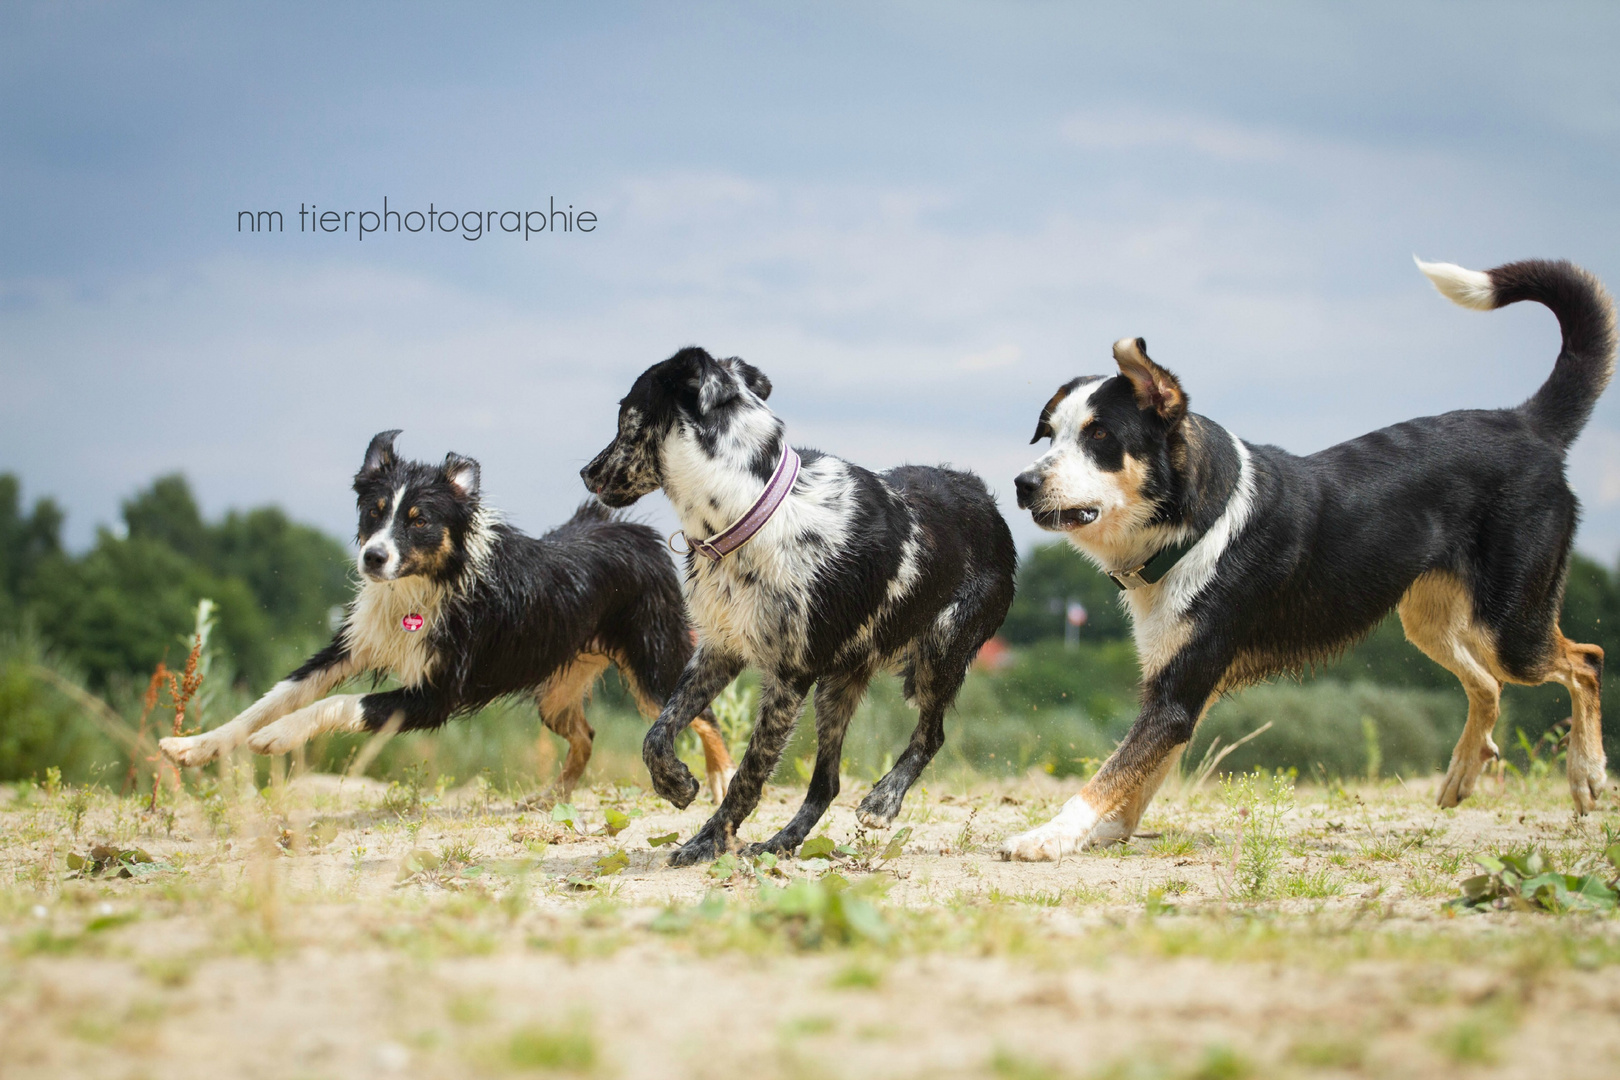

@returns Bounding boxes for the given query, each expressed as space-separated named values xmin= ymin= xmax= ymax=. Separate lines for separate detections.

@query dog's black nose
xmin=578 ymin=465 xmax=597 ymax=494
xmin=1014 ymin=471 xmax=1041 ymax=509
xmin=362 ymin=547 xmax=388 ymax=571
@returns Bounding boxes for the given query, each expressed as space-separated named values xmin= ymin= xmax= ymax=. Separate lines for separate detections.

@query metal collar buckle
xmin=1108 ymin=565 xmax=1152 ymax=591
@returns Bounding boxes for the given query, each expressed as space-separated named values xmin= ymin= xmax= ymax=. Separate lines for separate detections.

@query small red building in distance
xmin=973 ymin=636 xmax=1014 ymax=672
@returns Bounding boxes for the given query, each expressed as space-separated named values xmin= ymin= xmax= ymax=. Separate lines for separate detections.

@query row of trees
xmin=0 ymin=473 xmax=351 ymax=693
xmin=3 ymin=467 xmax=1619 ymax=783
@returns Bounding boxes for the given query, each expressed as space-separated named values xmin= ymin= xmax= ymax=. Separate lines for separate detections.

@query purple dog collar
xmin=676 ymin=444 xmax=801 ymax=562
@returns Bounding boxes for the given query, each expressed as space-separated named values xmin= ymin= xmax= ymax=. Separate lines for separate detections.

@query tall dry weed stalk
xmin=149 ymin=634 xmax=205 ymax=812
xmin=125 ymin=663 xmax=169 ymax=795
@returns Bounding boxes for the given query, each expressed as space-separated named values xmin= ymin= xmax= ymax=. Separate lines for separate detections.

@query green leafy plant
xmin=1446 ymin=846 xmax=1620 ymax=914
xmin=65 ymin=843 xmax=157 ymax=879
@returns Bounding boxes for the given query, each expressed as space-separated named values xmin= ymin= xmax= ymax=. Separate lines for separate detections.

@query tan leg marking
xmin=1399 ymin=572 xmax=1506 ymax=809
xmin=538 ymin=653 xmax=612 ymax=798
xmin=1545 ymin=632 xmax=1606 ymax=812
xmin=1401 ymin=571 xmax=1607 ymax=812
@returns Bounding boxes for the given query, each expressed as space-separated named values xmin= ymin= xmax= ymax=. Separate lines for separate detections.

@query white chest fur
xmin=343 ymin=575 xmax=448 ymax=686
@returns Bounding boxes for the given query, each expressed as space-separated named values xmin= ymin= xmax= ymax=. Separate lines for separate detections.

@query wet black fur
xmin=290 ymin=432 xmax=710 ymax=763
xmin=583 ymin=348 xmax=1019 ymax=863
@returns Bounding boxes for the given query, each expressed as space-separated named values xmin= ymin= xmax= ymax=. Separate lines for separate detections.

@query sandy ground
xmin=3 ymin=765 xmax=1620 ymax=1079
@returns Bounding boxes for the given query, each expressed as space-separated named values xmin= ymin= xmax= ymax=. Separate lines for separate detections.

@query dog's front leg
xmin=161 ymin=640 xmax=359 ymax=767
xmin=1000 ymin=651 xmax=1222 ymax=861
xmin=247 ymin=686 xmax=454 ymax=756
xmin=643 ymin=646 xmax=744 ymax=809
xmin=670 ymin=671 xmax=812 ymax=866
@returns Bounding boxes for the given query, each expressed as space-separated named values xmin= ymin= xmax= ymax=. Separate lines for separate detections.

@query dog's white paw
xmin=998 ymin=822 xmax=1078 ymax=862
xmin=855 ymin=808 xmax=892 ymax=830
xmin=160 ymin=734 xmax=222 ymax=768
xmin=997 ymin=794 xmax=1101 ymax=862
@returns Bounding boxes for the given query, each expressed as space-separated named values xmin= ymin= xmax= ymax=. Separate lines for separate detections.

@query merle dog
xmin=1002 ymin=258 xmax=1613 ymax=860
xmin=161 ymin=430 xmax=736 ymax=801
xmin=582 ymin=348 xmax=1017 ymax=865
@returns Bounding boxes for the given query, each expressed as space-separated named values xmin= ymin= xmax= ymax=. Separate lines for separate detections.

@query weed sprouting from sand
xmin=1217 ymin=771 xmax=1294 ymax=900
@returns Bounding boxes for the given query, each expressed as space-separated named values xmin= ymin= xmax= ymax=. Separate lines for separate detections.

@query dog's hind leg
xmin=669 ymin=672 xmax=812 ymax=866
xmin=690 ymin=714 xmax=736 ymax=803
xmin=1538 ymin=632 xmax=1606 ymax=812
xmin=1399 ymin=572 xmax=1506 ymax=808
xmin=537 ymin=654 xmax=612 ymax=800
xmin=857 ymin=651 xmax=964 ymax=829
xmin=746 ymin=668 xmax=872 ymax=856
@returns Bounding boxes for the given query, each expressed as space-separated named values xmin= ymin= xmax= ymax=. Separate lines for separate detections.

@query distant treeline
xmin=2 ymin=469 xmax=1617 ymax=785
xmin=0 ymin=473 xmax=350 ymax=692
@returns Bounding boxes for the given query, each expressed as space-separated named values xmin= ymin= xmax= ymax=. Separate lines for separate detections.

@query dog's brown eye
xmin=1091 ymin=427 xmax=1109 ymax=440
xmin=411 ymin=519 xmax=427 ymax=528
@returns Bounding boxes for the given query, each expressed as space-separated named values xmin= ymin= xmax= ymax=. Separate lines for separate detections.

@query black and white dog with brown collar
xmin=582 ymin=347 xmax=1018 ymax=865
xmin=1002 ymin=257 xmax=1613 ymax=861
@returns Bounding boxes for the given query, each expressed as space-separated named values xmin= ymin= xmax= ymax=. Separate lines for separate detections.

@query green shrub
xmin=0 ymin=635 xmax=120 ymax=783
xmin=1190 ymin=679 xmax=1464 ymax=780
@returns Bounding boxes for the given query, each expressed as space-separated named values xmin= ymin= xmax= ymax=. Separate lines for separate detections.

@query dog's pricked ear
xmin=443 ymin=453 xmax=480 ymax=499
xmin=360 ymin=430 xmax=403 ymax=476
xmin=1030 ymin=380 xmax=1079 ymax=444
xmin=1113 ymin=338 xmax=1187 ymax=424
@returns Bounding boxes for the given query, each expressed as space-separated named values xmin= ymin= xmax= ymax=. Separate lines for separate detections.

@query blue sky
xmin=5 ymin=3 xmax=1620 ymax=558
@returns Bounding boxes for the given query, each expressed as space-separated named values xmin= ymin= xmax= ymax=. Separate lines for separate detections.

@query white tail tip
xmin=1414 ymin=256 xmax=1496 ymax=311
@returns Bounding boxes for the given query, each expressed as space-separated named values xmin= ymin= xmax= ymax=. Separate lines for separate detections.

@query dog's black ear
xmin=727 ymin=357 xmax=772 ymax=401
xmin=686 ymin=349 xmax=739 ymax=413
xmin=1030 ymin=380 xmax=1079 ymax=444
xmin=360 ymin=430 xmax=403 ymax=477
xmin=1114 ymin=338 xmax=1187 ymax=425
xmin=442 ymin=453 xmax=480 ymax=500
xmin=664 ymin=347 xmax=738 ymax=414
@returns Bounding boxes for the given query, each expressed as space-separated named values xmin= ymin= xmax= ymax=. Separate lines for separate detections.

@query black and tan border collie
xmin=1003 ymin=258 xmax=1613 ymax=860
xmin=582 ymin=348 xmax=1017 ymax=865
xmin=161 ymin=430 xmax=736 ymax=802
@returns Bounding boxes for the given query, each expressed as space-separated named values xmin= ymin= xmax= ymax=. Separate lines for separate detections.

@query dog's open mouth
xmin=1031 ymin=506 xmax=1099 ymax=530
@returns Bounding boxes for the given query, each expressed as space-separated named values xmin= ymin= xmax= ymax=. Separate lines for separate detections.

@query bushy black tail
xmin=1418 ymin=256 xmax=1616 ymax=450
